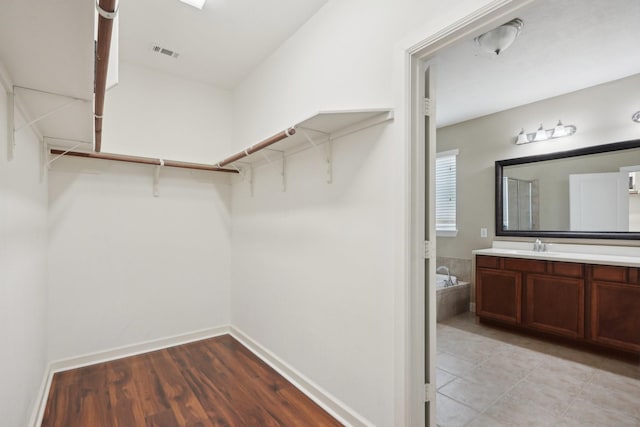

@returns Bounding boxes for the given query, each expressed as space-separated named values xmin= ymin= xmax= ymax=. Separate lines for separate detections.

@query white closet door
xmin=570 ymin=172 xmax=629 ymax=231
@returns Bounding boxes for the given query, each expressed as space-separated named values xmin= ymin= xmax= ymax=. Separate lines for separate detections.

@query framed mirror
xmin=495 ymin=139 xmax=640 ymax=239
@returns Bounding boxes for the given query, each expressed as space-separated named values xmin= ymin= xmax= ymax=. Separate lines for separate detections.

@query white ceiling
xmin=0 ymin=0 xmax=95 ymax=145
xmin=435 ymin=0 xmax=640 ymax=127
xmin=0 ymin=0 xmax=327 ymax=149
xmin=2 ymin=0 xmax=638 ymax=148
xmin=119 ymin=0 xmax=328 ymax=89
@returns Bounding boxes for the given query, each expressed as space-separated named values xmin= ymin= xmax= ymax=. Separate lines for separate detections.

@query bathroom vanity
xmin=473 ymin=244 xmax=640 ymax=355
xmin=476 ymin=140 xmax=640 ymax=355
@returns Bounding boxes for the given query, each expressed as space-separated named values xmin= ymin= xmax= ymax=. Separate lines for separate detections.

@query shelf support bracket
xmin=299 ymin=128 xmax=333 ymax=184
xmin=236 ymin=162 xmax=254 ymax=197
xmin=248 ymin=163 xmax=254 ymax=197
xmin=281 ymin=150 xmax=286 ymax=192
xmin=7 ymin=90 xmax=14 ymax=161
xmin=8 ymin=86 xmax=90 ymax=161
xmin=261 ymin=149 xmax=286 ymax=192
xmin=40 ymin=139 xmax=47 ymax=183
xmin=14 ymin=98 xmax=85 ymax=133
xmin=326 ymin=137 xmax=333 ymax=184
xmin=46 ymin=142 xmax=86 ymax=168
xmin=153 ymin=160 xmax=164 ymax=197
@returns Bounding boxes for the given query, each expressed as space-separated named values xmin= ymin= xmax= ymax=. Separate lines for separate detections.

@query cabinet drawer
xmin=592 ymin=265 xmax=628 ymax=283
xmin=503 ymin=257 xmax=546 ymax=274
xmin=476 ymin=255 xmax=499 ymax=268
xmin=550 ymin=262 xmax=584 ymax=278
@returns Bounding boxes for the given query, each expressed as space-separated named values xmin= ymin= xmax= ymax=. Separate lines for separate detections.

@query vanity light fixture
xmin=474 ymin=18 xmax=524 ymax=55
xmin=178 ymin=0 xmax=206 ymax=9
xmin=515 ymin=121 xmax=577 ymax=145
xmin=633 ymin=111 xmax=640 ymax=123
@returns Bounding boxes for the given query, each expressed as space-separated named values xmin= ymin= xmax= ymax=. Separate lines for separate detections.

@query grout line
xmin=460 ymin=360 xmax=544 ymax=426
xmin=440 ymin=313 xmax=640 ymax=427
xmin=553 ymin=356 xmax=604 ymax=423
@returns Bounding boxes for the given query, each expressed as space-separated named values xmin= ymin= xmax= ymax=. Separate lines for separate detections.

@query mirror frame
xmin=495 ymin=139 xmax=640 ymax=240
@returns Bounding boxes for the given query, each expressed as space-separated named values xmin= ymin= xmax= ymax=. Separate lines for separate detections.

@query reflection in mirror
xmin=503 ymin=177 xmax=537 ymax=230
xmin=496 ymin=140 xmax=640 ymax=239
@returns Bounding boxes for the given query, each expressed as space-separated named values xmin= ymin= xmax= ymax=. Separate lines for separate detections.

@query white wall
xmin=232 ymin=126 xmax=396 ymax=425
xmin=47 ymin=158 xmax=232 ymax=361
xmin=437 ymin=73 xmax=640 ymax=260
xmin=230 ymin=0 xmax=501 ymax=425
xmin=231 ymin=0 xmax=492 ymax=150
xmin=46 ymin=61 xmax=236 ymax=362
xmin=103 ymin=61 xmax=233 ymax=163
xmin=0 ymin=71 xmax=48 ymax=427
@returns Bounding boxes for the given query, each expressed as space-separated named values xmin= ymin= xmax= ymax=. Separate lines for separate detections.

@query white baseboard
xmin=28 ymin=364 xmax=54 ymax=427
xmin=230 ymin=326 xmax=373 ymax=427
xmin=31 ymin=325 xmax=230 ymax=427
xmin=48 ymin=325 xmax=231 ymax=373
xmin=31 ymin=325 xmax=371 ymax=427
xmin=470 ymin=302 xmax=476 ymax=313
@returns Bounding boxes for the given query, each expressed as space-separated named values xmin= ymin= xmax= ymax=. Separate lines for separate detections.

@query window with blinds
xmin=436 ymin=149 xmax=458 ymax=236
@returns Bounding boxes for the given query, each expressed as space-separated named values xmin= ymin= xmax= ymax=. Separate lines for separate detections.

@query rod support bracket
xmin=153 ymin=159 xmax=164 ymax=197
xmin=96 ymin=1 xmax=119 ymax=19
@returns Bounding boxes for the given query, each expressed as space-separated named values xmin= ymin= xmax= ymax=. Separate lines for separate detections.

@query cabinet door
xmin=476 ymin=268 xmax=521 ymax=324
xmin=591 ymin=281 xmax=640 ymax=353
xmin=524 ymin=274 xmax=584 ymax=339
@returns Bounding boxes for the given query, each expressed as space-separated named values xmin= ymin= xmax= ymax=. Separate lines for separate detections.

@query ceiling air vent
xmin=151 ymin=44 xmax=180 ymax=59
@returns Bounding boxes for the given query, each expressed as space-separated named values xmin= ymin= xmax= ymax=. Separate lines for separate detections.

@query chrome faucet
xmin=533 ymin=238 xmax=546 ymax=252
xmin=436 ymin=265 xmax=454 ymax=287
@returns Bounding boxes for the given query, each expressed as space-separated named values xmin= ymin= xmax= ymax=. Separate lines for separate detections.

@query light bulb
xmin=534 ymin=124 xmax=547 ymax=141
xmin=516 ymin=128 xmax=529 ymax=144
xmin=552 ymin=120 xmax=566 ymax=138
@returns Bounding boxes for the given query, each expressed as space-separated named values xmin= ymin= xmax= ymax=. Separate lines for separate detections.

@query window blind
xmin=436 ymin=150 xmax=458 ymax=234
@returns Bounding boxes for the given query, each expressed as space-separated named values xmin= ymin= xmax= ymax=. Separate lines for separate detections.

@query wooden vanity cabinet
xmin=476 ymin=266 xmax=522 ymax=324
xmin=475 ymin=255 xmax=639 ymax=354
xmin=524 ymin=272 xmax=584 ymax=339
xmin=590 ymin=265 xmax=640 ymax=353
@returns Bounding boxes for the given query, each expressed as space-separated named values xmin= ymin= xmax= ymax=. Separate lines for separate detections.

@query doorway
xmin=407 ymin=0 xmax=640 ymax=425
xmin=406 ymin=1 xmax=536 ymax=425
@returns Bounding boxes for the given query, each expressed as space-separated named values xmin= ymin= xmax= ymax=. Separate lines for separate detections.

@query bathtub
xmin=435 ymin=274 xmax=470 ymax=321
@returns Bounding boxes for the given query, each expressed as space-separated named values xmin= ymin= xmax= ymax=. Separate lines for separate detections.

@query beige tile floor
xmin=436 ymin=312 xmax=640 ymax=427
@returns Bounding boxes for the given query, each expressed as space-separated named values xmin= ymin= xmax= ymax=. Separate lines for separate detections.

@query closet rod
xmin=50 ymin=149 xmax=239 ymax=173
xmin=217 ymin=128 xmax=296 ymax=166
xmin=94 ymin=0 xmax=117 ymax=153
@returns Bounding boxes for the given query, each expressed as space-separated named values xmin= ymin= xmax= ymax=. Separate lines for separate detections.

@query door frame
xmin=403 ymin=1 xmax=534 ymax=425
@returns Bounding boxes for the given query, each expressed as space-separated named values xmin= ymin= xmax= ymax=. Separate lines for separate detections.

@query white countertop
xmin=472 ymin=241 xmax=640 ymax=267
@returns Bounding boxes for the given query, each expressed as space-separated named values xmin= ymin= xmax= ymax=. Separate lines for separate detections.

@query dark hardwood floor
xmin=41 ymin=334 xmax=344 ymax=426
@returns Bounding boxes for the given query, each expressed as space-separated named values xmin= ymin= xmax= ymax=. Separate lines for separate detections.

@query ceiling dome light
xmin=474 ymin=18 xmax=524 ymax=55
xmin=633 ymin=111 xmax=640 ymax=123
